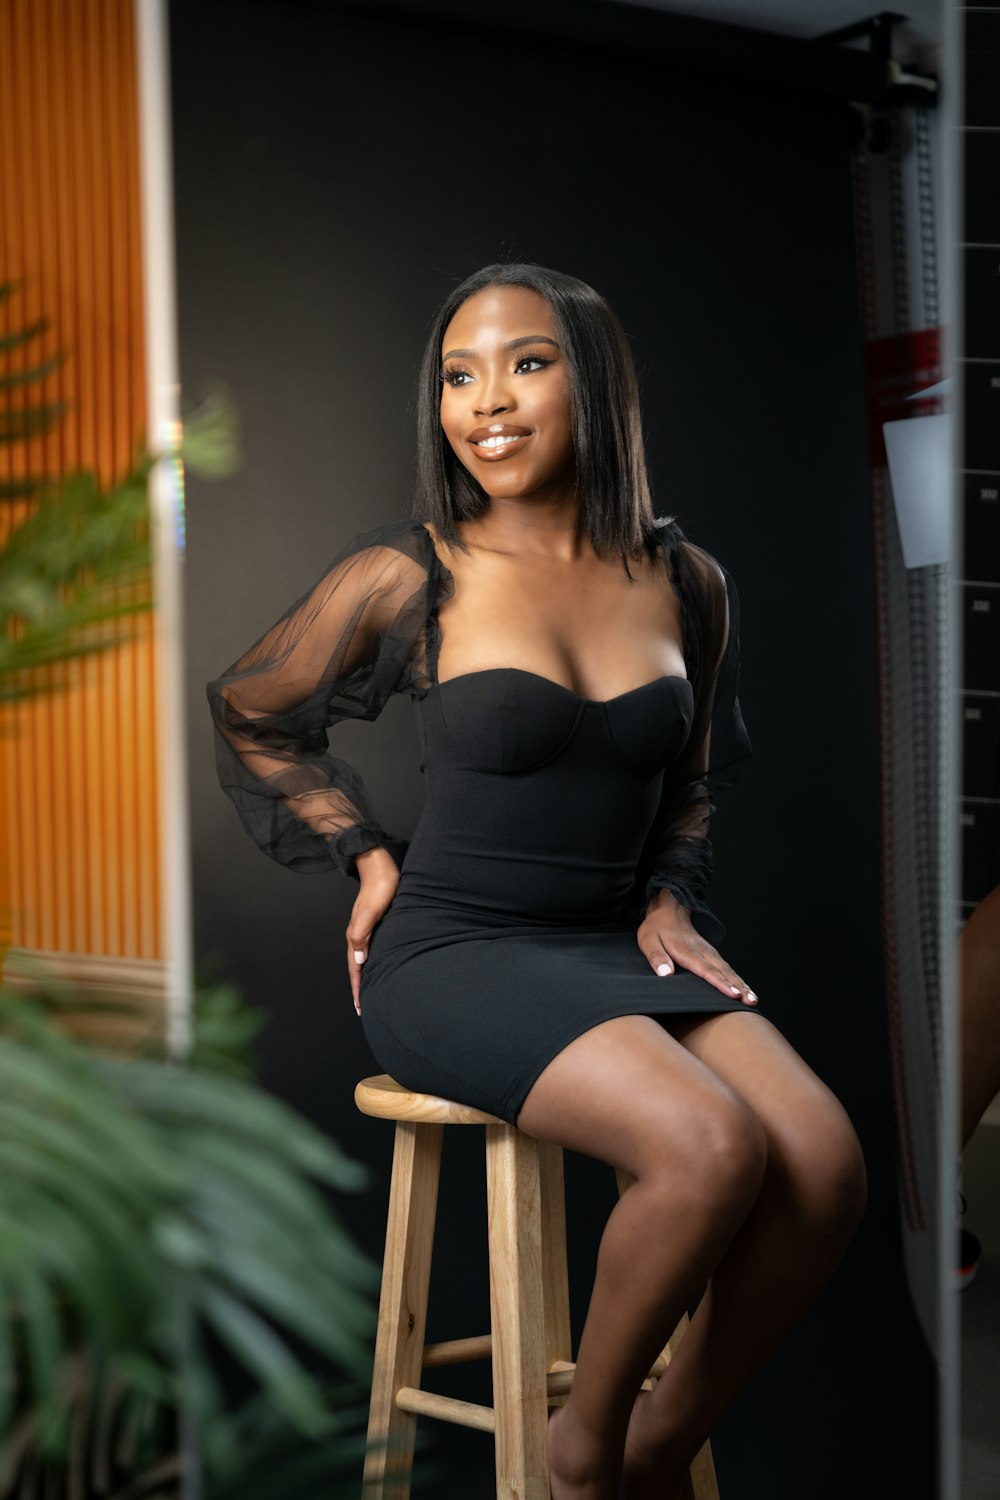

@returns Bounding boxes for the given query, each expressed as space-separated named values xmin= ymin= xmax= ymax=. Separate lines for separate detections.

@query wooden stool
xmin=355 ymin=1073 xmax=721 ymax=1500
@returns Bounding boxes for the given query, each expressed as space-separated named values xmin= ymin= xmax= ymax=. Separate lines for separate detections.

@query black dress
xmin=206 ymin=515 xmax=761 ymax=1125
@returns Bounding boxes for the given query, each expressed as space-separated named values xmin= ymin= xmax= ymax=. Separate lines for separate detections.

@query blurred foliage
xmin=1 ymin=297 xmax=241 ymax=697
xmin=0 ymin=976 xmax=441 ymax=1498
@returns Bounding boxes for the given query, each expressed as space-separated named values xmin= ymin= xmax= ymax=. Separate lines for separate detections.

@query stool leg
xmin=363 ymin=1120 xmax=443 ymax=1500
xmin=614 ymin=1167 xmax=721 ymax=1500
xmin=485 ymin=1123 xmax=550 ymax=1500
xmin=538 ymin=1140 xmax=573 ymax=1396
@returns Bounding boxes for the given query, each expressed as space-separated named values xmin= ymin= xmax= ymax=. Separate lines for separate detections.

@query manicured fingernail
xmin=729 ymin=985 xmax=740 ymax=994
xmin=747 ymin=991 xmax=758 ymax=1002
xmin=656 ymin=963 xmax=671 ymax=976
xmin=354 ymin=950 xmax=366 ymax=963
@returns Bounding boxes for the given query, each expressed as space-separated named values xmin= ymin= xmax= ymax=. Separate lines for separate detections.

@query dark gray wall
xmin=175 ymin=2 xmax=934 ymax=1494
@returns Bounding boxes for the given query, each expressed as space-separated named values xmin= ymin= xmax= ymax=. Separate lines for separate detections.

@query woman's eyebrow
xmin=441 ymin=334 xmax=560 ymax=360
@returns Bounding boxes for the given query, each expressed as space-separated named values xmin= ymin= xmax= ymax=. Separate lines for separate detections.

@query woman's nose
xmin=473 ymin=370 xmax=514 ymax=415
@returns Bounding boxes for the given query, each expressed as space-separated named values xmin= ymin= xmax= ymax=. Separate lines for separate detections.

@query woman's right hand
xmin=348 ymin=847 xmax=401 ymax=1015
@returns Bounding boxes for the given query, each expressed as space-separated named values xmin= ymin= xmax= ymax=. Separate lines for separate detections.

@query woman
xmin=206 ymin=262 xmax=867 ymax=1500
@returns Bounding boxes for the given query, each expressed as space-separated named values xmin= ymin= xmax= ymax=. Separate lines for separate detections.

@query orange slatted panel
xmin=0 ymin=0 xmax=159 ymax=966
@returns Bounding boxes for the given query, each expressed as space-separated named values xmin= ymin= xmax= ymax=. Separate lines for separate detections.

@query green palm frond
xmin=0 ymin=977 xmax=385 ymax=1493
xmin=0 ymin=276 xmax=242 ymax=701
xmin=0 ymin=284 xmax=65 ymax=455
xmin=0 ymin=383 xmax=241 ymax=703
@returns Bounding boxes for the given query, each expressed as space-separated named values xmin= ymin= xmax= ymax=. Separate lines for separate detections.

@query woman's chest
xmin=431 ymin=545 xmax=686 ymax=701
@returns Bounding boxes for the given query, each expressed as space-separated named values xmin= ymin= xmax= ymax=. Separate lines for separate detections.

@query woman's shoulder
xmin=653 ymin=515 xmax=729 ymax=599
xmin=322 ymin=515 xmax=439 ymax=576
xmin=328 ymin=518 xmax=455 ymax=626
xmin=341 ymin=514 xmax=430 ymax=553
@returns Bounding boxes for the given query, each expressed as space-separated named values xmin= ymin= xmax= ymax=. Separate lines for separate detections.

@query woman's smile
xmin=468 ymin=424 xmax=534 ymax=460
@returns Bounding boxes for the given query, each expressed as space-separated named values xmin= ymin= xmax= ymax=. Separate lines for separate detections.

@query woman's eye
xmin=440 ymin=355 xmax=551 ymax=387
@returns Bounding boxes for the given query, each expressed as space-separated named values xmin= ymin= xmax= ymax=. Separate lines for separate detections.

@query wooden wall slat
xmin=0 ymin=0 xmax=159 ymax=965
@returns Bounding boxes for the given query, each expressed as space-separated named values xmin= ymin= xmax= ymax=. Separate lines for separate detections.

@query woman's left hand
xmin=638 ymin=890 xmax=758 ymax=1005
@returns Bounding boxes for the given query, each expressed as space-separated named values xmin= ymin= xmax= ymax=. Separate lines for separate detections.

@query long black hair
xmin=412 ymin=261 xmax=670 ymax=575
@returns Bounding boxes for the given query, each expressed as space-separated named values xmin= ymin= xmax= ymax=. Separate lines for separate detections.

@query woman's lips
xmin=468 ymin=433 xmax=532 ymax=461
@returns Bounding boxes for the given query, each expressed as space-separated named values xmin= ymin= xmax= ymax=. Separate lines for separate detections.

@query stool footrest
xmin=422 ymin=1334 xmax=491 ymax=1367
xmin=421 ymin=1336 xmax=669 ymax=1388
xmin=545 ymin=1357 xmax=665 ymax=1398
xmin=399 ymin=1345 xmax=669 ymax=1430
xmin=396 ymin=1387 xmax=496 ymax=1433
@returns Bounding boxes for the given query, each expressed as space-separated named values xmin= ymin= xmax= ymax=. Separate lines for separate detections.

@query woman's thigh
xmin=513 ymin=1013 xmax=768 ymax=1186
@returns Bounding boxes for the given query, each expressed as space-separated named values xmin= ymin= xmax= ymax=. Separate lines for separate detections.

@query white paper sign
xmin=882 ymin=411 xmax=953 ymax=568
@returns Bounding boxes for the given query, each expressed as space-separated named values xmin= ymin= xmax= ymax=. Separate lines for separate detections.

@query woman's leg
xmin=513 ymin=1013 xmax=771 ymax=1500
xmin=622 ymin=1009 xmax=868 ymax=1499
xmin=958 ymin=883 xmax=1000 ymax=1149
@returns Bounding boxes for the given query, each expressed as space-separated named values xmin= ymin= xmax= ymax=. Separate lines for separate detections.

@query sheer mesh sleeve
xmin=205 ymin=518 xmax=447 ymax=879
xmin=635 ymin=523 xmax=753 ymax=945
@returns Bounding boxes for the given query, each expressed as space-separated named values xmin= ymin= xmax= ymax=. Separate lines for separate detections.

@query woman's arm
xmin=634 ymin=533 xmax=756 ymax=1000
xmin=205 ymin=522 xmax=431 ymax=879
xmin=640 ymin=721 xmax=719 ymax=937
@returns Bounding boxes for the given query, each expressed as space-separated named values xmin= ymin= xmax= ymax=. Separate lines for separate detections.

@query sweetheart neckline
xmin=432 ymin=665 xmax=691 ymax=708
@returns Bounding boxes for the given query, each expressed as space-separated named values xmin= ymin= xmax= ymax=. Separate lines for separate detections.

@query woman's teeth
xmin=474 ymin=434 xmax=527 ymax=448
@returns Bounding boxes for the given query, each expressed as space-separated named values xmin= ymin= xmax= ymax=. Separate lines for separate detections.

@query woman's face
xmin=439 ymin=285 xmax=576 ymax=502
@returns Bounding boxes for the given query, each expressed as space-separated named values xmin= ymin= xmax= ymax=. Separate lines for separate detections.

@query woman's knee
xmin=639 ymin=1087 xmax=769 ymax=1219
xmin=787 ymin=1100 xmax=868 ymax=1236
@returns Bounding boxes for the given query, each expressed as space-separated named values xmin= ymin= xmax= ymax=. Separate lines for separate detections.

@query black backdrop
xmin=175 ymin=2 xmax=936 ymax=1494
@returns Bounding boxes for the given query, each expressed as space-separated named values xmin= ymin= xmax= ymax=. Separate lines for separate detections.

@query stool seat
xmin=357 ymin=1071 xmax=721 ymax=1500
xmin=355 ymin=1072 xmax=505 ymax=1126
